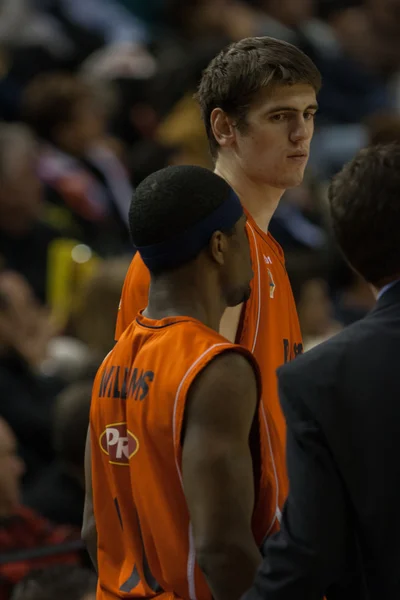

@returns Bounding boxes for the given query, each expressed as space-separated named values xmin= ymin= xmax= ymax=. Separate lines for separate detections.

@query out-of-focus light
xmin=71 ymin=244 xmax=92 ymax=264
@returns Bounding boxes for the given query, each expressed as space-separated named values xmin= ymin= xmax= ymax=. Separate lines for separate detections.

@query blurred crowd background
xmin=0 ymin=0 xmax=399 ymax=597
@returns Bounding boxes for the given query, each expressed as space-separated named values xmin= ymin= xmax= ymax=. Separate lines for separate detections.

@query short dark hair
xmin=196 ymin=36 xmax=321 ymax=158
xmin=22 ymin=73 xmax=94 ymax=142
xmin=328 ymin=144 xmax=400 ymax=287
xmin=11 ymin=565 xmax=97 ymax=600
xmin=129 ymin=165 xmax=236 ymax=272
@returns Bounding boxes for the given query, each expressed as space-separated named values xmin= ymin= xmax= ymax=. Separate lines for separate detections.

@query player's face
xmin=232 ymin=83 xmax=317 ymax=189
xmin=224 ymin=215 xmax=253 ymax=307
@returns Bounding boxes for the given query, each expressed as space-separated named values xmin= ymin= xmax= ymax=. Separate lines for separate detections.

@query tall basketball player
xmin=115 ymin=37 xmax=321 ymax=536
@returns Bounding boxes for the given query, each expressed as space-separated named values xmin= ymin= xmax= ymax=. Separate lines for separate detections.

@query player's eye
xmin=304 ymin=112 xmax=316 ymax=121
xmin=270 ymin=114 xmax=286 ymax=122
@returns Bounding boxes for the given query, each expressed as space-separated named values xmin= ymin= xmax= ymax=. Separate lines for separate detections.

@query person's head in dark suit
xmin=328 ymin=143 xmax=400 ymax=293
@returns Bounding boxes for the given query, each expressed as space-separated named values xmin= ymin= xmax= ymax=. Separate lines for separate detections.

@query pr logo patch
xmin=99 ymin=423 xmax=139 ymax=465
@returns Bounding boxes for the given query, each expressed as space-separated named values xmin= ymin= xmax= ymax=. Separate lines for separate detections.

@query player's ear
xmin=210 ymin=108 xmax=236 ymax=151
xmin=208 ymin=230 xmax=228 ymax=266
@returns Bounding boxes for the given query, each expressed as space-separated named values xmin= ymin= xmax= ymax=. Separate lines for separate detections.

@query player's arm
xmin=82 ymin=427 xmax=98 ymax=572
xmin=182 ymin=351 xmax=261 ymax=600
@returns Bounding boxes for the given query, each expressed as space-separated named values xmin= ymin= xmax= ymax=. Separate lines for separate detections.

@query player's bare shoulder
xmin=184 ymin=349 xmax=259 ymax=437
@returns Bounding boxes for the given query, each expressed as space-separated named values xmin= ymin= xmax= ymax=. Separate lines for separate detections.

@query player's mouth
xmin=287 ymin=151 xmax=308 ymax=163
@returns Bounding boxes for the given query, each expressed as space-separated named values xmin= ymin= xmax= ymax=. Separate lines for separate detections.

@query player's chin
xmin=227 ymin=284 xmax=251 ymax=308
xmin=282 ymin=169 xmax=307 ymax=189
xmin=241 ymin=284 xmax=252 ymax=304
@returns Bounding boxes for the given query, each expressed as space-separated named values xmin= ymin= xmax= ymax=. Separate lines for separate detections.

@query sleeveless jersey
xmin=114 ymin=214 xmax=303 ymax=528
xmin=91 ymin=313 xmax=273 ymax=599
xmin=239 ymin=213 xmax=303 ymax=519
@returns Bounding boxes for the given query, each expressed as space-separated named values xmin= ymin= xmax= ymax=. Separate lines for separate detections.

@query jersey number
xmin=283 ymin=338 xmax=303 ymax=363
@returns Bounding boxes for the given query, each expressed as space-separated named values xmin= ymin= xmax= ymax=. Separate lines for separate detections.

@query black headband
xmin=134 ymin=190 xmax=243 ymax=271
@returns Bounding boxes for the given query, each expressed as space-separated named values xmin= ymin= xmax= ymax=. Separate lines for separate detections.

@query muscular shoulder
xmin=186 ymin=350 xmax=259 ymax=431
xmin=191 ymin=350 xmax=257 ymax=399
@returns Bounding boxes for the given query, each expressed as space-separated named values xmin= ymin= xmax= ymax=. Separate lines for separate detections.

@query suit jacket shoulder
xmin=276 ymin=308 xmax=388 ymax=432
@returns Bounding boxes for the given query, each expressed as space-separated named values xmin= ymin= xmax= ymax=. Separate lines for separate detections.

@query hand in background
xmin=0 ymin=271 xmax=57 ymax=369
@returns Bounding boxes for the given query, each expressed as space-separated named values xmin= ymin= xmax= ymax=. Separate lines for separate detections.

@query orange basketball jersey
xmin=91 ymin=313 xmax=275 ymax=599
xmin=115 ymin=213 xmax=303 ymax=526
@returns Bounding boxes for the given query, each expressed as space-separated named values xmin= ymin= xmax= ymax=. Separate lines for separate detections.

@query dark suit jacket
xmin=244 ymin=281 xmax=400 ymax=600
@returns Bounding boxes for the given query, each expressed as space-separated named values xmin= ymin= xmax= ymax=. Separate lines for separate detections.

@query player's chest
xmin=241 ymin=250 xmax=302 ymax=363
xmin=251 ymin=251 xmax=293 ymax=329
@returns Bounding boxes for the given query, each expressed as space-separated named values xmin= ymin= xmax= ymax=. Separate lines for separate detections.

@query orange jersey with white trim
xmin=91 ymin=313 xmax=274 ymax=599
xmin=240 ymin=214 xmax=303 ymax=519
xmin=115 ymin=214 xmax=302 ymax=527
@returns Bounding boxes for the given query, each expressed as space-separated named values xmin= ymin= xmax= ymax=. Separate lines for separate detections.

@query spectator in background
xmin=24 ymin=381 xmax=93 ymax=528
xmin=253 ymin=0 xmax=316 ymax=43
xmin=169 ymin=0 xmax=256 ymax=44
xmin=53 ymin=0 xmax=150 ymax=48
xmin=128 ymin=140 xmax=186 ymax=187
xmin=313 ymin=0 xmax=395 ymax=115
xmin=0 ymin=418 xmax=83 ymax=600
xmin=0 ymin=417 xmax=25 ymax=516
xmin=52 ymin=0 xmax=157 ymax=81
xmin=70 ymin=258 xmax=130 ymax=361
xmin=367 ymin=112 xmax=400 ymax=145
xmin=22 ymin=73 xmax=133 ymax=256
xmin=303 ymin=0 xmax=395 ymax=178
xmin=11 ymin=565 xmax=96 ymax=600
xmin=0 ymin=0 xmax=156 ymax=121
xmin=155 ymin=92 xmax=214 ymax=168
xmin=269 ymin=174 xmax=328 ymax=252
xmin=114 ymin=0 xmax=164 ymax=27
xmin=0 ymin=271 xmax=62 ymax=486
xmin=0 ymin=123 xmax=63 ymax=305
xmin=286 ymin=252 xmax=342 ymax=350
xmin=324 ymin=0 xmax=400 ymax=77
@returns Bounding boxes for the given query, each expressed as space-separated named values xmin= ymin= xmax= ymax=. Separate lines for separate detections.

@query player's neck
xmin=145 ymin=271 xmax=225 ymax=333
xmin=214 ymin=159 xmax=284 ymax=233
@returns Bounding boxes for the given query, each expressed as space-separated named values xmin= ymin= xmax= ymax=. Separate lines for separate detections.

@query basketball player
xmin=83 ymin=165 xmax=276 ymax=600
xmin=115 ymin=37 xmax=321 ymax=530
